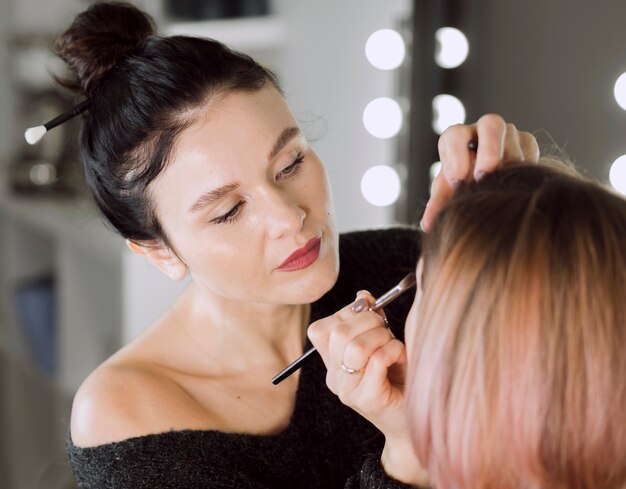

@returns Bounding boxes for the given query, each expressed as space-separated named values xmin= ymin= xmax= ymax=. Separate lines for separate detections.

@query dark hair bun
xmin=55 ymin=2 xmax=156 ymax=95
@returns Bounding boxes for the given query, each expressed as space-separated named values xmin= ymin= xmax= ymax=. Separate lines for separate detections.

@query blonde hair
xmin=406 ymin=161 xmax=626 ymax=489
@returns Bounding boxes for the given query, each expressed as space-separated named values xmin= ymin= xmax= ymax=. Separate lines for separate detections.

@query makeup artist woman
xmin=56 ymin=3 xmax=539 ymax=488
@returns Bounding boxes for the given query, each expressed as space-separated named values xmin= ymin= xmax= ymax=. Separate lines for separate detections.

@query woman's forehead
xmin=151 ymin=89 xmax=304 ymax=213
xmin=173 ymin=87 xmax=297 ymax=160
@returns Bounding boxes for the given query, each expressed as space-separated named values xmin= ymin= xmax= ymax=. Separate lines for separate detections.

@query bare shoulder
xmin=70 ymin=358 xmax=197 ymax=448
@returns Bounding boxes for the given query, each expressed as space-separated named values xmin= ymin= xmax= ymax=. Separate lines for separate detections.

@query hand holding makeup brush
xmin=307 ymin=291 xmax=429 ymax=487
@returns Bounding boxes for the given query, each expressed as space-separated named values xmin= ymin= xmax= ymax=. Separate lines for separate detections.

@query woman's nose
xmin=263 ymin=188 xmax=305 ymax=240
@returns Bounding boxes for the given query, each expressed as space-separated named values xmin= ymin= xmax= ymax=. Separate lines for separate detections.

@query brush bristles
xmin=398 ymin=272 xmax=417 ymax=291
xmin=24 ymin=126 xmax=47 ymax=145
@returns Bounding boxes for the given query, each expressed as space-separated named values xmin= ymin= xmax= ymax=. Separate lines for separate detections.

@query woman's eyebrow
xmin=188 ymin=182 xmax=240 ymax=214
xmin=268 ymin=126 xmax=301 ymax=160
xmin=188 ymin=127 xmax=300 ymax=214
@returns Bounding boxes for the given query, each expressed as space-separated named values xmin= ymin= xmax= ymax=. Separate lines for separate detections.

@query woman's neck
xmin=166 ymin=283 xmax=311 ymax=374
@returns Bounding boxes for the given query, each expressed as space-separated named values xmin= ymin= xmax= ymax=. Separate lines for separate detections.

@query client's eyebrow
xmin=188 ymin=182 xmax=240 ymax=214
xmin=268 ymin=126 xmax=301 ymax=160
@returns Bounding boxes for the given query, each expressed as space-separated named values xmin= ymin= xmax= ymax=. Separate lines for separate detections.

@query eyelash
xmin=277 ymin=153 xmax=305 ymax=180
xmin=212 ymin=200 xmax=246 ymax=224
xmin=211 ymin=153 xmax=305 ymax=225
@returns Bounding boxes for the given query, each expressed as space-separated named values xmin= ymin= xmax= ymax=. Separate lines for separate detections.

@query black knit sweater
xmin=67 ymin=228 xmax=421 ymax=489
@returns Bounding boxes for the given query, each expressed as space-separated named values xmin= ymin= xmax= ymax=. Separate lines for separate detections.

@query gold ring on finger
xmin=340 ymin=362 xmax=363 ymax=375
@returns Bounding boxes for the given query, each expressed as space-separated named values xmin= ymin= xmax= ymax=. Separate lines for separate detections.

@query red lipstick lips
xmin=278 ymin=237 xmax=321 ymax=271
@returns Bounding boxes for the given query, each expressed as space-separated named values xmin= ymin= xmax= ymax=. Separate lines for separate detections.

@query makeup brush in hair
xmin=25 ymin=99 xmax=90 ymax=145
xmin=272 ymin=271 xmax=417 ymax=385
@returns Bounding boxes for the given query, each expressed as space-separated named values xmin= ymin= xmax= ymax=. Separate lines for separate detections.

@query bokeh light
xmin=365 ymin=29 xmax=406 ymax=70
xmin=432 ymin=94 xmax=466 ymax=134
xmin=435 ymin=27 xmax=469 ymax=69
xmin=614 ymin=72 xmax=626 ymax=110
xmin=361 ymin=165 xmax=401 ymax=206
xmin=609 ymin=155 xmax=626 ymax=195
xmin=363 ymin=97 xmax=403 ymax=139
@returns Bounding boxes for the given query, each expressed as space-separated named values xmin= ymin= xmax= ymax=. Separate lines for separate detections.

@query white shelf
xmin=164 ymin=15 xmax=286 ymax=53
xmin=0 ymin=186 xmax=123 ymax=264
xmin=0 ymin=182 xmax=187 ymax=392
xmin=0 ymin=186 xmax=124 ymax=394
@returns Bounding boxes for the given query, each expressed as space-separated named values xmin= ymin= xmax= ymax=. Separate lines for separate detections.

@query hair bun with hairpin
xmin=54 ymin=1 xmax=156 ymax=96
xmin=25 ymin=2 xmax=156 ymax=145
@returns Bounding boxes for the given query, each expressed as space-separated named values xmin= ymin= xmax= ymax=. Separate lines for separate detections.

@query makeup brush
xmin=272 ymin=271 xmax=417 ymax=385
xmin=24 ymin=99 xmax=90 ymax=145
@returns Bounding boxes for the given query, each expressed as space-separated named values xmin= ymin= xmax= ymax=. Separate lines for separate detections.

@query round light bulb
xmin=365 ymin=29 xmax=406 ymax=70
xmin=432 ymin=94 xmax=466 ymax=134
xmin=609 ymin=155 xmax=626 ymax=195
xmin=361 ymin=165 xmax=401 ymax=207
xmin=363 ymin=97 xmax=403 ymax=139
xmin=435 ymin=27 xmax=469 ymax=69
xmin=614 ymin=72 xmax=626 ymax=110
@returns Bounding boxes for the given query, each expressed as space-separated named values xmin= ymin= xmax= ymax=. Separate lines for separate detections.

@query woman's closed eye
xmin=211 ymin=154 xmax=304 ymax=225
xmin=212 ymin=200 xmax=246 ymax=224
xmin=276 ymin=153 xmax=304 ymax=180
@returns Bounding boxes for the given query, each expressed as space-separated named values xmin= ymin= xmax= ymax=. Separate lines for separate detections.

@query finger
xmin=368 ymin=339 xmax=407 ymax=377
xmin=473 ymin=114 xmax=506 ymax=179
xmin=327 ymin=310 xmax=391 ymax=370
xmin=424 ymin=123 xmax=480 ymax=232
xmin=308 ymin=290 xmax=377 ymax=356
xmin=352 ymin=339 xmax=407 ymax=408
xmin=519 ymin=131 xmax=540 ymax=163
xmin=316 ymin=311 xmax=390 ymax=393
xmin=307 ymin=314 xmax=334 ymax=359
xmin=376 ymin=307 xmax=390 ymax=330
xmin=322 ymin=311 xmax=390 ymax=393
xmin=438 ymin=123 xmax=476 ymax=184
xmin=420 ymin=171 xmax=453 ymax=232
xmin=341 ymin=326 xmax=396 ymax=375
xmin=351 ymin=290 xmax=388 ymax=328
xmin=351 ymin=290 xmax=377 ymax=313
xmin=501 ymin=123 xmax=524 ymax=163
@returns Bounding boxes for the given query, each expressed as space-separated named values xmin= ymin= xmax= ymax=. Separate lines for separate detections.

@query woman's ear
xmin=126 ymin=239 xmax=188 ymax=281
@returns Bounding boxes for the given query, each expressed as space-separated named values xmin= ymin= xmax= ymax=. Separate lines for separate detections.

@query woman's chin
xmin=281 ymin=261 xmax=339 ymax=305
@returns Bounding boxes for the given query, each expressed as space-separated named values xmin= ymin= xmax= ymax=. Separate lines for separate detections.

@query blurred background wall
xmin=0 ymin=0 xmax=625 ymax=487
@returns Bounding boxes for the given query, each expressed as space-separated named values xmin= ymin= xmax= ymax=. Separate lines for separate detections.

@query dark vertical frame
xmin=397 ymin=0 xmax=444 ymax=224
xmin=397 ymin=0 xmax=473 ymax=224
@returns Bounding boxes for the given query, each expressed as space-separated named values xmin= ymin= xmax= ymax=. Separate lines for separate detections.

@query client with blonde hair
xmin=405 ymin=160 xmax=626 ymax=489
xmin=310 ymin=159 xmax=626 ymax=488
